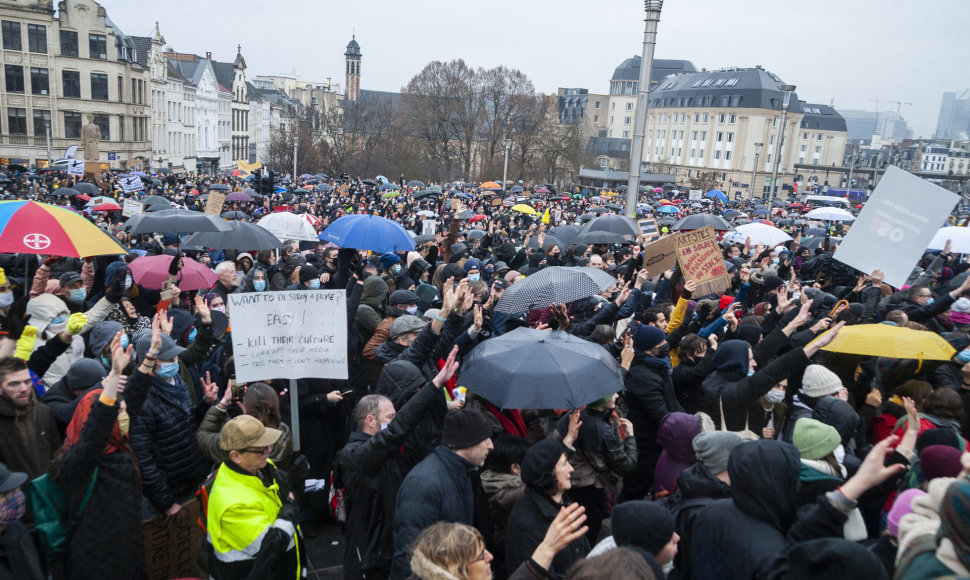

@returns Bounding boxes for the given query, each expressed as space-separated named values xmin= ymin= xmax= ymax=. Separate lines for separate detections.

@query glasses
xmin=240 ymin=446 xmax=271 ymax=455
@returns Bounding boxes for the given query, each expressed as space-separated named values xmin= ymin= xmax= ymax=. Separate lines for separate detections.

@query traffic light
xmin=252 ymin=169 xmax=262 ymax=194
xmin=263 ymin=170 xmax=275 ymax=195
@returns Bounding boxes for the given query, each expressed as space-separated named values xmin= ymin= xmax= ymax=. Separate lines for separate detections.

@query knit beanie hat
xmin=520 ymin=438 xmax=566 ymax=489
xmin=919 ymin=444 xmax=964 ymax=480
xmin=787 ymin=538 xmax=888 ymax=580
xmin=762 ymin=275 xmax=785 ymax=294
xmin=792 ymin=418 xmax=841 ymax=460
xmin=692 ymin=431 xmax=743 ymax=474
xmin=799 ymin=365 xmax=842 ymax=398
xmin=441 ymin=409 xmax=492 ymax=449
xmin=463 ymin=258 xmax=481 ymax=272
xmin=504 ymin=270 xmax=522 ymax=284
xmin=298 ymin=264 xmax=320 ymax=282
xmin=718 ymin=295 xmax=735 ymax=310
xmin=632 ymin=324 xmax=666 ymax=353
xmin=380 ymin=253 xmax=401 ymax=269
xmin=611 ymin=500 xmax=676 ymax=556
xmin=887 ymin=488 xmax=927 ymax=538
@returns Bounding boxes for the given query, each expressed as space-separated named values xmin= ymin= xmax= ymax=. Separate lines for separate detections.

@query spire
xmin=151 ymin=21 xmax=165 ymax=44
xmin=234 ymin=44 xmax=246 ymax=69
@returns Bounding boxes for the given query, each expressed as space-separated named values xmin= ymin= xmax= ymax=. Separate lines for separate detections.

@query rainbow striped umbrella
xmin=0 ymin=200 xmax=126 ymax=257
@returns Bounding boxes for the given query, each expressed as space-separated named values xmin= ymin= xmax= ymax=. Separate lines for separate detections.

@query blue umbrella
xmin=376 ymin=175 xmax=388 ymax=184
xmin=378 ymin=183 xmax=400 ymax=191
xmin=318 ymin=183 xmax=332 ymax=192
xmin=319 ymin=214 xmax=416 ymax=252
xmin=721 ymin=209 xmax=742 ymax=218
xmin=131 ymin=171 xmax=148 ymax=178
xmin=454 ymin=191 xmax=473 ymax=200
xmin=704 ymin=189 xmax=727 ymax=203
xmin=656 ymin=205 xmax=681 ymax=214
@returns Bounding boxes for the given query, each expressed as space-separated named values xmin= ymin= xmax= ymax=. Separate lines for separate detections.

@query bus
xmin=801 ymin=194 xmax=853 ymax=209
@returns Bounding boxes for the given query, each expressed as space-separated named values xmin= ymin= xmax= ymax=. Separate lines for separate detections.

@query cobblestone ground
xmin=303 ymin=518 xmax=345 ymax=579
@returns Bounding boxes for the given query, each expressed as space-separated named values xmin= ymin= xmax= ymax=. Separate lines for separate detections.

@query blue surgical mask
xmin=308 ymin=280 xmax=321 ymax=290
xmin=50 ymin=314 xmax=68 ymax=326
xmin=406 ymin=305 xmax=418 ymax=314
xmin=771 ymin=257 xmax=780 ymax=265
xmin=747 ymin=368 xmax=756 ymax=377
xmin=155 ymin=361 xmax=180 ymax=378
xmin=68 ymin=288 xmax=87 ymax=303
xmin=927 ymin=298 xmax=935 ymax=306
xmin=120 ymin=334 xmax=129 ymax=351
xmin=391 ymin=265 xmax=402 ymax=275
xmin=467 ymin=273 xmax=480 ymax=282
xmin=187 ymin=328 xmax=198 ymax=343
xmin=0 ymin=293 xmax=12 ymax=308
xmin=958 ymin=350 xmax=970 ymax=363
xmin=253 ymin=280 xmax=266 ymax=292
xmin=101 ymin=356 xmax=111 ymax=371
xmin=124 ymin=275 xmax=133 ymax=290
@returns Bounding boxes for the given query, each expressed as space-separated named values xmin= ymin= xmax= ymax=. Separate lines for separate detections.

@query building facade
xmin=935 ymin=90 xmax=970 ymax=141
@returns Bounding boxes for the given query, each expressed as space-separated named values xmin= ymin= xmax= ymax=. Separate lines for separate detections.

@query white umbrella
xmin=257 ymin=211 xmax=319 ymax=241
xmin=927 ymin=226 xmax=970 ymax=254
xmin=805 ymin=207 xmax=856 ymax=222
xmin=722 ymin=222 xmax=793 ymax=246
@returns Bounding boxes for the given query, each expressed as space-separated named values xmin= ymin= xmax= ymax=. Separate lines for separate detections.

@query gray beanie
xmin=389 ymin=314 xmax=426 ymax=339
xmin=89 ymin=321 xmax=124 ymax=357
xmin=693 ymin=431 xmax=743 ymax=475
xmin=800 ymin=364 xmax=842 ymax=398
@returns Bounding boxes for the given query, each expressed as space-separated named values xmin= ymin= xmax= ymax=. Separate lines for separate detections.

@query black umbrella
xmin=140 ymin=195 xmax=169 ymax=206
xmin=414 ymin=190 xmax=439 ymax=200
xmin=575 ymin=231 xmax=632 ymax=245
xmin=457 ymin=210 xmax=475 ymax=220
xmin=184 ymin=221 xmax=283 ymax=250
xmin=458 ymin=328 xmax=624 ymax=409
xmin=314 ymin=173 xmax=328 ymax=180
xmin=414 ymin=233 xmax=436 ymax=244
xmin=494 ymin=266 xmax=618 ymax=314
xmin=580 ymin=214 xmax=640 ymax=237
xmin=51 ymin=188 xmax=80 ymax=197
xmin=407 ymin=180 xmax=426 ymax=188
xmin=221 ymin=211 xmax=248 ymax=219
xmin=605 ymin=203 xmax=623 ymax=211
xmin=800 ymin=236 xmax=841 ymax=251
xmin=6 ymin=164 xmax=28 ymax=172
xmin=466 ymin=230 xmax=486 ymax=240
xmin=362 ymin=179 xmax=377 ymax=186
xmin=589 ymin=207 xmax=609 ymax=215
xmin=146 ymin=203 xmax=171 ymax=212
xmin=670 ymin=214 xmax=734 ymax=231
xmin=525 ymin=234 xmax=564 ymax=252
xmin=662 ymin=183 xmax=676 ymax=189
xmin=74 ymin=182 xmax=101 ymax=195
xmin=208 ymin=183 xmax=230 ymax=191
xmin=578 ymin=213 xmax=596 ymax=221
xmin=548 ymin=224 xmax=582 ymax=247
xmin=124 ymin=209 xmax=232 ymax=234
xmin=508 ymin=185 xmax=524 ymax=193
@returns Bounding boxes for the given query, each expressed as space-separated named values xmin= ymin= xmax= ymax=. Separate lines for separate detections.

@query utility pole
xmin=625 ymin=1 xmax=664 ymax=218
xmin=292 ymin=133 xmax=298 ymax=180
xmin=768 ymin=84 xmax=796 ymax=208
xmin=502 ymin=138 xmax=511 ymax=192
xmin=750 ymin=142 xmax=763 ymax=200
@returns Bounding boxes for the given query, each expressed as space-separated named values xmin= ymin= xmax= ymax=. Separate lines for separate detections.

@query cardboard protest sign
xmin=142 ymin=498 xmax=203 ymax=580
xmin=422 ymin=219 xmax=437 ymax=235
xmin=673 ymin=226 xmax=730 ymax=296
xmin=66 ymin=159 xmax=84 ymax=176
xmin=834 ymin=166 xmax=959 ymax=289
xmin=204 ymin=192 xmax=226 ymax=216
xmin=120 ymin=175 xmax=144 ymax=194
xmin=637 ymin=218 xmax=659 ymax=238
xmin=228 ymin=290 xmax=349 ymax=383
xmin=640 ymin=235 xmax=678 ymax=275
xmin=689 ymin=189 xmax=702 ymax=201
xmin=122 ymin=199 xmax=143 ymax=217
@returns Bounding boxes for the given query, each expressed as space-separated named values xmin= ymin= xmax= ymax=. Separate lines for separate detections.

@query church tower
xmin=345 ymin=35 xmax=361 ymax=102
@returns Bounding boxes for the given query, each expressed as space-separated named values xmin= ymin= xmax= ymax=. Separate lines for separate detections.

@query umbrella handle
xmin=828 ymin=299 xmax=849 ymax=319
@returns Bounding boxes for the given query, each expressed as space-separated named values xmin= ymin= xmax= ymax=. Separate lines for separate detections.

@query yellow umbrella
xmin=480 ymin=181 xmax=502 ymax=189
xmin=511 ymin=204 xmax=538 ymax=215
xmin=806 ymin=323 xmax=955 ymax=372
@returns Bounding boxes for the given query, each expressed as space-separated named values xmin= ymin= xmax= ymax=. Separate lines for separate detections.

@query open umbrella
xmin=575 ymin=231 xmax=632 ymax=244
xmin=0 ymin=201 xmax=127 ymax=257
xmin=225 ymin=191 xmax=254 ymax=202
xmin=257 ymin=211 xmax=319 ymax=241
xmin=124 ymin=209 xmax=232 ymax=234
xmin=458 ymin=328 xmax=624 ymax=409
xmin=299 ymin=173 xmax=313 ymax=180
xmin=525 ymin=234 xmax=564 ymax=252
xmin=221 ymin=211 xmax=248 ymax=220
xmin=535 ymin=187 xmax=551 ymax=194
xmin=807 ymin=324 xmax=955 ymax=372
xmin=407 ymin=180 xmax=426 ymax=188
xmin=704 ymin=189 xmax=728 ymax=203
xmin=927 ymin=226 xmax=970 ymax=254
xmin=548 ymin=224 xmax=582 ymax=247
xmin=184 ymin=220 xmax=283 ymax=250
xmin=73 ymin=182 xmax=101 ymax=195
xmin=382 ymin=191 xmax=401 ymax=199
xmin=480 ymin=181 xmax=502 ymax=190
xmin=139 ymin=195 xmax=169 ymax=206
xmin=655 ymin=205 xmax=681 ymax=214
xmin=91 ymin=203 xmax=123 ymax=212
xmin=511 ymin=204 xmax=537 ymax=215
xmin=509 ymin=185 xmax=524 ymax=193
xmin=208 ymin=183 xmax=230 ymax=191
xmin=580 ymin=214 xmax=640 ymax=237
xmin=414 ymin=190 xmax=439 ymax=200
xmin=495 ymin=266 xmax=618 ymax=314
xmin=129 ymin=255 xmax=217 ymax=291
xmin=378 ymin=183 xmax=400 ymax=191
xmin=227 ymin=169 xmax=248 ymax=178
xmin=722 ymin=223 xmax=793 ymax=246
xmin=670 ymin=214 xmax=735 ymax=231
xmin=319 ymin=214 xmax=415 ymax=253
xmin=54 ymin=187 xmax=81 ymax=197
xmin=466 ymin=230 xmax=486 ymax=240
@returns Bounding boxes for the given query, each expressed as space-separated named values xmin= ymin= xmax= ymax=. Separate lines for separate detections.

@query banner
xmin=122 ymin=199 xmax=143 ymax=217
xmin=142 ymin=498 xmax=203 ymax=580
xmin=120 ymin=175 xmax=143 ymax=194
xmin=237 ymin=159 xmax=263 ymax=173
xmin=834 ymin=166 xmax=959 ymax=288
xmin=204 ymin=192 xmax=226 ymax=216
xmin=673 ymin=226 xmax=730 ymax=296
xmin=640 ymin=235 xmax=678 ymax=275
xmin=227 ymin=290 xmax=349 ymax=382
xmin=689 ymin=189 xmax=702 ymax=201
xmin=66 ymin=159 xmax=84 ymax=176
xmin=637 ymin=218 xmax=659 ymax=238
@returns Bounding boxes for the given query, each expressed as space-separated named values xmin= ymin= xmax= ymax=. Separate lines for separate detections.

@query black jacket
xmin=336 ymin=381 xmax=444 ymax=579
xmin=672 ymin=349 xmax=716 ymax=414
xmin=626 ymin=354 xmax=682 ymax=449
xmin=0 ymin=521 xmax=45 ymax=580
xmin=663 ymin=461 xmax=732 ymax=580
xmin=505 ymin=487 xmax=590 ymax=580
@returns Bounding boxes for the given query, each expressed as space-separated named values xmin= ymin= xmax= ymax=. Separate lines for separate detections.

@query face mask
xmin=833 ymin=444 xmax=846 ymax=465
xmin=68 ymin=287 xmax=87 ymax=303
xmin=117 ymin=410 xmax=130 ymax=437
xmin=50 ymin=314 xmax=68 ymax=326
xmin=0 ymin=489 xmax=25 ymax=526
xmin=124 ymin=275 xmax=133 ymax=290
xmin=253 ymin=280 xmax=266 ymax=292
xmin=308 ymin=280 xmax=321 ymax=290
xmin=467 ymin=273 xmax=480 ymax=282
xmin=406 ymin=305 xmax=418 ymax=314
xmin=958 ymin=350 xmax=970 ymax=363
xmin=765 ymin=388 xmax=785 ymax=404
xmin=391 ymin=265 xmax=402 ymax=275
xmin=607 ymin=264 xmax=617 ymax=271
xmin=791 ymin=292 xmax=801 ymax=301
xmin=101 ymin=356 xmax=112 ymax=371
xmin=120 ymin=334 xmax=129 ymax=351
xmin=212 ymin=305 xmax=226 ymax=314
xmin=155 ymin=361 xmax=180 ymax=378
xmin=188 ymin=328 xmax=198 ymax=343
xmin=927 ymin=298 xmax=935 ymax=305
xmin=747 ymin=368 xmax=756 ymax=377
xmin=772 ymin=258 xmax=780 ymax=265
xmin=0 ymin=292 xmax=13 ymax=308
xmin=655 ymin=344 xmax=671 ymax=358
xmin=380 ymin=422 xmax=389 ymax=431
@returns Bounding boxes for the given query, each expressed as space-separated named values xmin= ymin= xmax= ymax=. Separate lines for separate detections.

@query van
xmin=802 ymin=195 xmax=852 ymax=209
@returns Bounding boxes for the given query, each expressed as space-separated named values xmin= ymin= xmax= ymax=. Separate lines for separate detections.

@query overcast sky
xmin=103 ymin=0 xmax=968 ymax=138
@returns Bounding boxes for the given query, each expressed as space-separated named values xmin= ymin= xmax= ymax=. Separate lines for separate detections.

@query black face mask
xmin=655 ymin=344 xmax=671 ymax=359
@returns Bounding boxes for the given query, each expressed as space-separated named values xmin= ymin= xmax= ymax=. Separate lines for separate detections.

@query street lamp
xmin=767 ymin=84 xmax=796 ymax=207
xmin=502 ymin=137 xmax=512 ymax=192
xmin=750 ymin=142 xmax=763 ymax=200
xmin=625 ymin=0 xmax=664 ymax=218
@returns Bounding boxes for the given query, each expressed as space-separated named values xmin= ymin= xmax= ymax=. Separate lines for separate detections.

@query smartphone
xmin=340 ymin=389 xmax=354 ymax=397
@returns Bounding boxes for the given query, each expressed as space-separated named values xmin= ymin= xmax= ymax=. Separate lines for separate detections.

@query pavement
xmin=302 ymin=518 xmax=346 ymax=579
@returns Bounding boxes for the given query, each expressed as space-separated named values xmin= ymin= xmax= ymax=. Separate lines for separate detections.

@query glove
xmin=42 ymin=256 xmax=63 ymax=268
xmin=0 ymin=267 xmax=6 ymax=287
xmin=168 ymin=254 xmax=182 ymax=276
xmin=66 ymin=312 xmax=87 ymax=335
xmin=14 ymin=326 xmax=36 ymax=360
xmin=288 ymin=455 xmax=310 ymax=483
xmin=105 ymin=267 xmax=127 ymax=304
xmin=277 ymin=498 xmax=300 ymax=524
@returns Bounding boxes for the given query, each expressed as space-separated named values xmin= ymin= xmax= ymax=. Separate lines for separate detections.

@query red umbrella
xmin=469 ymin=214 xmax=487 ymax=222
xmin=76 ymin=194 xmax=92 ymax=201
xmin=92 ymin=203 xmax=122 ymax=212
xmin=757 ymin=219 xmax=773 ymax=226
xmin=128 ymin=255 xmax=217 ymax=291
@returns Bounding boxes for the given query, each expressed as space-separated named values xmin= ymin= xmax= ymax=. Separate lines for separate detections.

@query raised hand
xmin=200 ymin=371 xmax=219 ymax=404
xmin=433 ymin=346 xmax=460 ymax=387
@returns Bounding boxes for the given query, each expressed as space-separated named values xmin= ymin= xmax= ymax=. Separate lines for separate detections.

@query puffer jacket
xmin=480 ymin=470 xmax=525 ymax=548
xmin=0 ymin=393 xmax=60 ymax=480
xmin=555 ymin=406 xmax=636 ymax=493
xmin=663 ymin=461 xmax=732 ymax=580
xmin=130 ymin=375 xmax=207 ymax=513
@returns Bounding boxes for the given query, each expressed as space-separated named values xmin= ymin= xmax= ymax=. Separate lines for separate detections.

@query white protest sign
xmin=66 ymin=159 xmax=84 ymax=176
xmin=121 ymin=175 xmax=144 ymax=194
xmin=422 ymin=219 xmax=436 ymax=236
xmin=834 ymin=166 xmax=958 ymax=289
xmin=689 ymin=189 xmax=702 ymax=201
xmin=227 ymin=290 xmax=348 ymax=382
xmin=122 ymin=199 xmax=143 ymax=217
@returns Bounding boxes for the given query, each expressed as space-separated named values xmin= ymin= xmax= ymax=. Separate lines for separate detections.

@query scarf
xmin=940 ymin=478 xmax=970 ymax=571
xmin=63 ymin=388 xmax=126 ymax=454
xmin=485 ymin=402 xmax=527 ymax=437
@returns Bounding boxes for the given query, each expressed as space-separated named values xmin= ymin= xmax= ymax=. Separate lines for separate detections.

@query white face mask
xmin=406 ymin=305 xmax=418 ymax=314
xmin=0 ymin=292 xmax=13 ymax=308
xmin=765 ymin=388 xmax=785 ymax=405
xmin=380 ymin=422 xmax=389 ymax=431
xmin=833 ymin=444 xmax=846 ymax=465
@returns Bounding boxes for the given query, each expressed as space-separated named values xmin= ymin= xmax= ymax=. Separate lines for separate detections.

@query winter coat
xmin=653 ymin=412 xmax=701 ymax=497
xmin=895 ymin=477 xmax=970 ymax=580
xmin=0 ymin=393 xmax=60 ymax=480
xmin=672 ymin=349 xmax=716 ymax=414
xmin=626 ymin=353 xmax=682 ymax=452
xmin=0 ymin=521 xmax=45 ymax=580
xmin=356 ymin=276 xmax=389 ymax=345
xmin=129 ymin=376 xmax=207 ymax=512
xmin=390 ymin=446 xmax=480 ymax=580
xmin=662 ymin=461 xmax=732 ymax=580
xmin=555 ymin=407 xmax=636 ymax=493
xmin=505 ymin=487 xmax=591 ymax=580
xmin=480 ymin=469 xmax=525 ymax=550
xmin=196 ymin=405 xmax=293 ymax=469
xmin=336 ymin=380 xmax=444 ymax=579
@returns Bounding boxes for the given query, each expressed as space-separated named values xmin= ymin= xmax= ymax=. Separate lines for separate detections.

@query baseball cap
xmin=219 ymin=415 xmax=282 ymax=451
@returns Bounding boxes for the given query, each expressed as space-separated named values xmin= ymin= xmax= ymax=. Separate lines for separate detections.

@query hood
xmin=374 ymin=339 xmax=405 ymax=365
xmin=657 ymin=412 xmax=702 ymax=463
xmin=676 ymin=461 xmax=732 ymax=500
xmin=729 ymin=439 xmax=800 ymax=532
xmin=167 ymin=308 xmax=196 ymax=345
xmin=361 ymin=276 xmax=389 ymax=308
xmin=26 ymin=293 xmax=68 ymax=333
xmin=104 ymin=260 xmax=128 ymax=287
xmin=812 ymin=397 xmax=859 ymax=446
xmin=712 ymin=339 xmax=750 ymax=377
xmin=375 ymin=360 xmax=426 ymax=409
xmin=89 ymin=320 xmax=124 ymax=357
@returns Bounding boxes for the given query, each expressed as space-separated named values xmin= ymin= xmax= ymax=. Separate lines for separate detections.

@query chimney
xmin=206 ymin=51 xmax=212 ymax=60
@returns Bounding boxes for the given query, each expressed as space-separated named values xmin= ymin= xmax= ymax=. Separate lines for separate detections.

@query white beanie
xmin=800 ymin=364 xmax=842 ymax=398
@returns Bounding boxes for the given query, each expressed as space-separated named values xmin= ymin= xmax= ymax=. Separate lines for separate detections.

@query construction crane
xmin=886 ymin=100 xmax=912 ymax=114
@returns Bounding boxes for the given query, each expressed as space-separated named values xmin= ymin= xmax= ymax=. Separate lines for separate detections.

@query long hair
xmin=243 ymin=382 xmax=281 ymax=428
xmin=410 ymin=522 xmax=483 ymax=580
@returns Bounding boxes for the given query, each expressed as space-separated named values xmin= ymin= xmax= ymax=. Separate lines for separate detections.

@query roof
xmin=345 ymin=90 xmax=401 ymax=134
xmin=559 ymin=90 xmax=589 ymax=124
xmin=578 ymin=167 xmax=677 ymax=184
xmin=799 ymin=103 xmax=847 ymax=132
xmin=211 ymin=61 xmax=235 ymax=92
xmin=130 ymin=36 xmax=151 ymax=67
xmin=611 ymin=57 xmax=697 ymax=83
xmin=646 ymin=67 xmax=802 ymax=112
xmin=345 ymin=36 xmax=361 ymax=58
xmin=587 ymin=137 xmax=631 ymax=158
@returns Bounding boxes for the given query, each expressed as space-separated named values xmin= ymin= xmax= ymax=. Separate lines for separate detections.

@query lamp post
xmin=750 ymin=142 xmax=763 ymax=200
xmin=625 ymin=0 xmax=664 ymax=218
xmin=502 ymin=137 xmax=511 ymax=192
xmin=45 ymin=120 xmax=51 ymax=166
xmin=767 ymin=84 xmax=796 ymax=208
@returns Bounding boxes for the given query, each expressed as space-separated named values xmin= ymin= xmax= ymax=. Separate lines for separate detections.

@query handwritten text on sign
xmin=228 ymin=290 xmax=348 ymax=382
xmin=674 ymin=226 xmax=730 ymax=296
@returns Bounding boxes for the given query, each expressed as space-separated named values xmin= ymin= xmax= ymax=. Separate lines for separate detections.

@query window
xmin=1 ymin=21 xmax=20 ymax=51
xmin=772 ymin=118 xmax=778 ymax=127
xmin=118 ymin=114 xmax=124 ymax=141
xmin=701 ymin=79 xmax=713 ymax=87
xmin=715 ymin=150 xmax=721 ymax=159
xmin=609 ymin=116 xmax=613 ymax=124
xmin=727 ymin=133 xmax=734 ymax=142
xmin=118 ymin=76 xmax=124 ymax=102
xmin=29 ymin=67 xmax=48 ymax=94
xmin=700 ymin=131 xmax=707 ymax=140
xmin=626 ymin=102 xmax=633 ymax=111
xmin=64 ymin=111 xmax=81 ymax=138
xmin=802 ymin=132 xmax=808 ymax=140
xmin=594 ymin=101 xmax=600 ymax=109
xmin=817 ymin=134 xmax=824 ymax=141
xmin=691 ymin=131 xmax=698 ymax=140
xmin=60 ymin=30 xmax=77 ymax=56
xmin=729 ymin=114 xmax=737 ymax=123
xmin=32 ymin=109 xmax=50 ymax=136
xmin=694 ymin=113 xmax=699 ymax=122
xmin=692 ymin=80 xmax=703 ymax=87
xmin=800 ymin=145 xmax=807 ymax=152
xmin=622 ymin=130 xmax=630 ymax=138
xmin=725 ymin=78 xmax=739 ymax=87
xmin=769 ymin=135 xmax=775 ymax=145
xmin=62 ymin=70 xmax=80 ymax=97
xmin=90 ymin=73 xmax=108 ymax=100
xmin=93 ymin=113 xmax=109 ymax=139
xmin=725 ymin=151 xmax=732 ymax=160
xmin=702 ymin=114 xmax=709 ymax=122
xmin=7 ymin=108 xmax=26 ymax=134
xmin=690 ymin=148 xmax=696 ymax=157
xmin=699 ymin=149 xmax=705 ymax=158
xmin=718 ymin=114 xmax=726 ymax=123
xmin=26 ymin=24 xmax=45 ymax=53
xmin=716 ymin=132 xmax=724 ymax=142
xmin=814 ymin=146 xmax=821 ymax=154
xmin=89 ymin=34 xmax=106 ymax=59
xmin=4 ymin=65 xmax=23 ymax=93
xmin=611 ymin=102 xmax=615 ymax=110
xmin=593 ymin=115 xmax=599 ymax=123
xmin=625 ymin=116 xmax=631 ymax=125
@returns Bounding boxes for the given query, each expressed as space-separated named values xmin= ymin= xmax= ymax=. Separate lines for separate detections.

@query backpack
xmin=195 ymin=465 xmax=220 ymax=534
xmin=26 ymin=467 xmax=98 ymax=562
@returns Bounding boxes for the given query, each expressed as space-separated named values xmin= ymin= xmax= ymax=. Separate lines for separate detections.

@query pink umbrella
xmin=92 ymin=203 xmax=123 ymax=212
xmin=128 ymin=255 xmax=217 ymax=291
xmin=225 ymin=191 xmax=254 ymax=202
xmin=535 ymin=188 xmax=551 ymax=194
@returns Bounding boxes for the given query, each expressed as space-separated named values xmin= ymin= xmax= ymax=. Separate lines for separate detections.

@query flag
xmin=541 ymin=208 xmax=550 ymax=225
